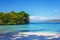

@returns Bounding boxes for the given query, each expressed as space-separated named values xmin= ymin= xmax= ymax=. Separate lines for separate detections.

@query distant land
xmin=47 ymin=19 xmax=60 ymax=22
xmin=30 ymin=19 xmax=60 ymax=24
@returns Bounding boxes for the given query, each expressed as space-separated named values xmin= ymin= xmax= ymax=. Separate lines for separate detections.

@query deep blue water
xmin=0 ymin=23 xmax=60 ymax=40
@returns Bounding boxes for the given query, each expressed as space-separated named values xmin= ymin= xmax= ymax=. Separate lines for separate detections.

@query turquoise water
xmin=0 ymin=23 xmax=60 ymax=33
xmin=0 ymin=23 xmax=60 ymax=40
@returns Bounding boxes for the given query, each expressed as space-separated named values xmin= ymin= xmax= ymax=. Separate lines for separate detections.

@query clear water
xmin=0 ymin=23 xmax=60 ymax=40
xmin=0 ymin=23 xmax=60 ymax=33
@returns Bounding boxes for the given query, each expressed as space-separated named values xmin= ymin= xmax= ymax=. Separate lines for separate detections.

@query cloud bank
xmin=29 ymin=16 xmax=60 ymax=21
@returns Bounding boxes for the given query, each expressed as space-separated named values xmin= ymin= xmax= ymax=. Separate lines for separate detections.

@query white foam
xmin=11 ymin=32 xmax=60 ymax=40
xmin=18 ymin=32 xmax=60 ymax=38
xmin=19 ymin=32 xmax=59 ymax=36
xmin=11 ymin=37 xmax=22 ymax=40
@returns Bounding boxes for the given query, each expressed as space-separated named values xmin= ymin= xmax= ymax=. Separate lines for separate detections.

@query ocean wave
xmin=11 ymin=32 xmax=60 ymax=40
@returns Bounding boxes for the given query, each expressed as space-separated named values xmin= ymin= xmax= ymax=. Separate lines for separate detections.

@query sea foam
xmin=11 ymin=32 xmax=60 ymax=40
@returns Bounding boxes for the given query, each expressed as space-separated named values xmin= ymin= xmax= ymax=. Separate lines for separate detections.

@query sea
xmin=0 ymin=23 xmax=60 ymax=40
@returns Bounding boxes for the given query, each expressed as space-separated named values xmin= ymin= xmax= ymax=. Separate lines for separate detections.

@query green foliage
xmin=0 ymin=11 xmax=29 ymax=25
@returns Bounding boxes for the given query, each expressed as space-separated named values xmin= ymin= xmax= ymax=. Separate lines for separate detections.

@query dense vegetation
xmin=0 ymin=11 xmax=29 ymax=25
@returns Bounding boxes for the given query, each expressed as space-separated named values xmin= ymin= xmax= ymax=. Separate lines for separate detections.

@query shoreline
xmin=11 ymin=32 xmax=60 ymax=40
xmin=18 ymin=32 xmax=60 ymax=36
xmin=0 ymin=32 xmax=60 ymax=40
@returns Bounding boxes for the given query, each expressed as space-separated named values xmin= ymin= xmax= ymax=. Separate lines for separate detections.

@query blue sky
xmin=0 ymin=0 xmax=60 ymax=20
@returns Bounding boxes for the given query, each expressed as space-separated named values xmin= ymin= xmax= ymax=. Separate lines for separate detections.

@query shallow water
xmin=0 ymin=23 xmax=60 ymax=33
xmin=0 ymin=23 xmax=60 ymax=40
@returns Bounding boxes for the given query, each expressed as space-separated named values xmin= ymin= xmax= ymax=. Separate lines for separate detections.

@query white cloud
xmin=29 ymin=16 xmax=60 ymax=21
xmin=30 ymin=16 xmax=48 ymax=21
xmin=50 ymin=16 xmax=59 ymax=19
xmin=39 ymin=16 xmax=48 ymax=20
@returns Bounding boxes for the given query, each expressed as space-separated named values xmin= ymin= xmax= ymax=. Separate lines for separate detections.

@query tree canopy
xmin=0 ymin=11 xmax=29 ymax=25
